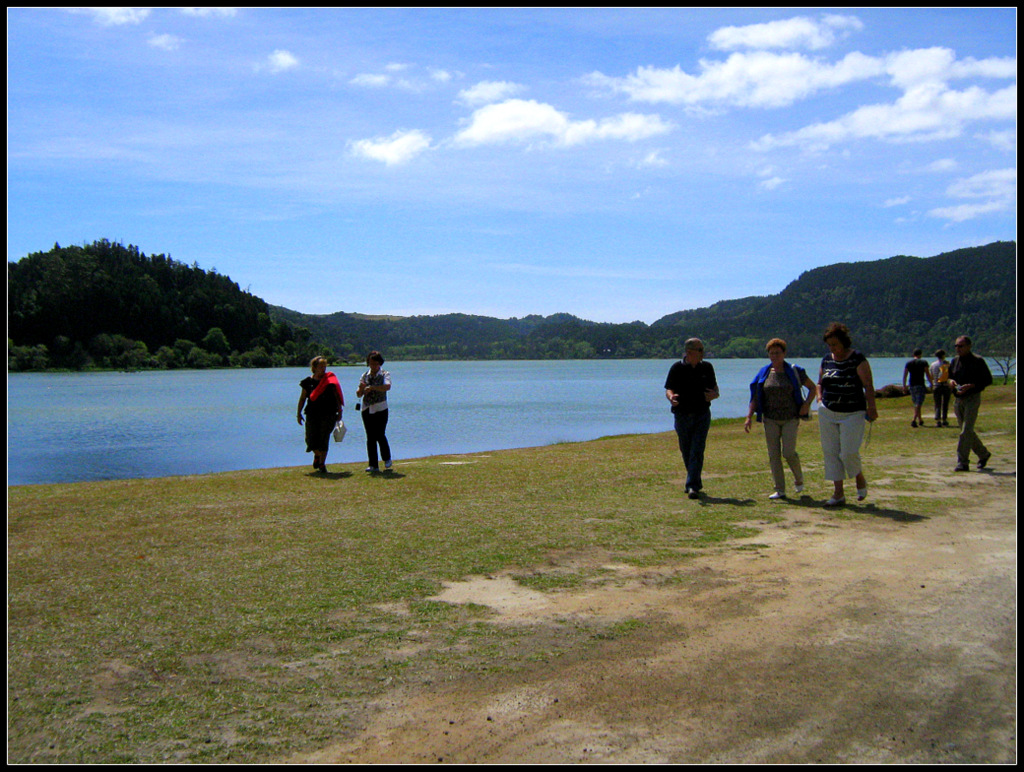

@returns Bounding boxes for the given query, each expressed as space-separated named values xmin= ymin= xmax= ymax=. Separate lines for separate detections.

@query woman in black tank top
xmin=816 ymin=323 xmax=877 ymax=507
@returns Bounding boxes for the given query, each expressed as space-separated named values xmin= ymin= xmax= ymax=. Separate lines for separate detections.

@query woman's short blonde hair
xmin=309 ymin=356 xmax=328 ymax=370
xmin=766 ymin=338 xmax=787 ymax=352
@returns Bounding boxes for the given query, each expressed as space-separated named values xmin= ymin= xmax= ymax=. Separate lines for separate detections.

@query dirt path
xmin=289 ymin=457 xmax=1016 ymax=764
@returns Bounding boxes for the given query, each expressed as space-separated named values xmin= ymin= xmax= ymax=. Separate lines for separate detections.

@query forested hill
xmin=273 ymin=241 xmax=1016 ymax=360
xmin=8 ymin=239 xmax=1016 ymax=370
xmin=653 ymin=240 xmax=1016 ymax=357
xmin=8 ymin=240 xmax=329 ymax=370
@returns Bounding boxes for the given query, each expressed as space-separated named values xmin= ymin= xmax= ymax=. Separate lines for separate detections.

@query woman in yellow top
xmin=930 ymin=349 xmax=952 ymax=427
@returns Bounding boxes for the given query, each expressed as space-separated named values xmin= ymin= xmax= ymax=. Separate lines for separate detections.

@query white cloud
xmin=148 ymin=34 xmax=182 ymax=52
xmin=588 ymin=44 xmax=1016 ymax=116
xmin=452 ymin=99 xmax=673 ymax=148
xmin=928 ymin=201 xmax=1010 ymax=222
xmin=708 ymin=14 xmax=863 ymax=52
xmin=72 ymin=7 xmax=151 ymax=26
xmin=566 ymin=112 xmax=674 ymax=145
xmin=453 ymin=100 xmax=567 ymax=146
xmin=585 ymin=51 xmax=884 ymax=109
xmin=350 ymin=129 xmax=432 ymax=166
xmin=749 ymin=47 xmax=1017 ymax=151
xmin=755 ymin=165 xmax=787 ymax=190
xmin=759 ymin=176 xmax=786 ymax=190
xmin=349 ymin=65 xmax=450 ymax=92
xmin=588 ymin=38 xmax=1015 ymax=158
xmin=266 ymin=50 xmax=299 ymax=74
xmin=929 ymin=168 xmax=1016 ymax=222
xmin=638 ymin=150 xmax=669 ymax=168
xmin=976 ymin=129 xmax=1017 ymax=152
xmin=884 ymin=47 xmax=958 ymax=89
xmin=753 ymin=82 xmax=1016 ymax=150
xmin=180 ymin=8 xmax=238 ymax=18
xmin=883 ymin=48 xmax=1017 ymax=96
xmin=923 ymin=158 xmax=958 ymax=173
xmin=945 ymin=167 xmax=1016 ymax=200
xmin=457 ymin=80 xmax=526 ymax=107
xmin=884 ymin=196 xmax=911 ymax=207
xmin=350 ymin=73 xmax=391 ymax=87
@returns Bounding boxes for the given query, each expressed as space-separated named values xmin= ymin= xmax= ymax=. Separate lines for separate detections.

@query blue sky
xmin=7 ymin=7 xmax=1017 ymax=323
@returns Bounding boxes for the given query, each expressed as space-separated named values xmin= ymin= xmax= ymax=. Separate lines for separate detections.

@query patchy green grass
xmin=7 ymin=385 xmax=1016 ymax=763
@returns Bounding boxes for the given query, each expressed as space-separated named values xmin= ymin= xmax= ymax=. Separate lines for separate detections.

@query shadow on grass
xmin=978 ymin=468 xmax=1016 ymax=479
xmin=367 ymin=469 xmax=407 ymax=481
xmin=693 ymin=493 xmax=925 ymax=523
xmin=781 ymin=494 xmax=928 ymax=523
xmin=305 ymin=469 xmax=407 ymax=481
xmin=849 ymin=502 xmax=928 ymax=523
xmin=307 ymin=469 xmax=354 ymax=480
xmin=696 ymin=495 xmax=757 ymax=507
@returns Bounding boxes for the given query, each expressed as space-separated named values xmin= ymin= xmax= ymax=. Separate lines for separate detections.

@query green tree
xmin=201 ymin=327 xmax=231 ymax=357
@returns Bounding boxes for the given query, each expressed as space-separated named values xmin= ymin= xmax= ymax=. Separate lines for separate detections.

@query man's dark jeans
xmin=674 ymin=409 xmax=711 ymax=492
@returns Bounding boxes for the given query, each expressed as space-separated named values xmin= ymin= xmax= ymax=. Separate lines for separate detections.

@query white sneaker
xmin=384 ymin=460 xmax=393 ymax=470
xmin=794 ymin=483 xmax=804 ymax=494
xmin=769 ymin=491 xmax=786 ymax=500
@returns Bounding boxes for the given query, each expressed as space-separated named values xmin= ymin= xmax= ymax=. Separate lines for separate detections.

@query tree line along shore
xmin=8 ymin=239 xmax=1015 ymax=371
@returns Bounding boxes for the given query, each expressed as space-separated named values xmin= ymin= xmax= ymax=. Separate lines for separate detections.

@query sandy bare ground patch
xmin=288 ymin=456 xmax=1016 ymax=764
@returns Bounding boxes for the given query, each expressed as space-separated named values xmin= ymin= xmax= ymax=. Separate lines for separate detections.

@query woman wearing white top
xmin=356 ymin=351 xmax=392 ymax=472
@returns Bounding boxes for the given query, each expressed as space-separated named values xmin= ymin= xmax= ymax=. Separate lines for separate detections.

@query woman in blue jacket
xmin=744 ymin=338 xmax=816 ymax=499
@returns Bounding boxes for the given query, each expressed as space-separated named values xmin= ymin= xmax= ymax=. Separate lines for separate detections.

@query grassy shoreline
xmin=8 ymin=386 xmax=1016 ymax=763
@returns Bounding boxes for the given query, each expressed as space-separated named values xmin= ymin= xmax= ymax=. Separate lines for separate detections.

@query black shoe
xmin=687 ymin=489 xmax=700 ymax=500
xmin=977 ymin=453 xmax=992 ymax=470
xmin=954 ymin=463 xmax=969 ymax=472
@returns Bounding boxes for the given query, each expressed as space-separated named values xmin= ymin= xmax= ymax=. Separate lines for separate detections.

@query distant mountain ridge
xmin=8 ymin=239 xmax=1015 ymax=370
xmin=272 ymin=241 xmax=1016 ymax=359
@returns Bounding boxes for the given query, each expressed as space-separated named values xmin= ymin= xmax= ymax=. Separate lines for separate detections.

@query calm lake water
xmin=8 ymin=358 xmax=916 ymax=486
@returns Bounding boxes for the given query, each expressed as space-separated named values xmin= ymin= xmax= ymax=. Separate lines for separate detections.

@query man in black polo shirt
xmin=949 ymin=335 xmax=993 ymax=471
xmin=664 ymin=338 xmax=720 ymax=499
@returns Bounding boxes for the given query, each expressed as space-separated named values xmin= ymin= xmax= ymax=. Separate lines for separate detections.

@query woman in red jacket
xmin=297 ymin=356 xmax=343 ymax=472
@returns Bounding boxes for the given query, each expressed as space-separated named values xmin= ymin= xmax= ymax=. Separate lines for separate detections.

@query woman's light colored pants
xmin=763 ymin=417 xmax=803 ymax=493
xmin=817 ymin=406 xmax=866 ymax=481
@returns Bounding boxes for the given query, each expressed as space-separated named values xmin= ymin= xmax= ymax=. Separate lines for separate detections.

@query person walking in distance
xmin=902 ymin=348 xmax=934 ymax=428
xmin=930 ymin=349 xmax=952 ymax=427
xmin=948 ymin=336 xmax=993 ymax=472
